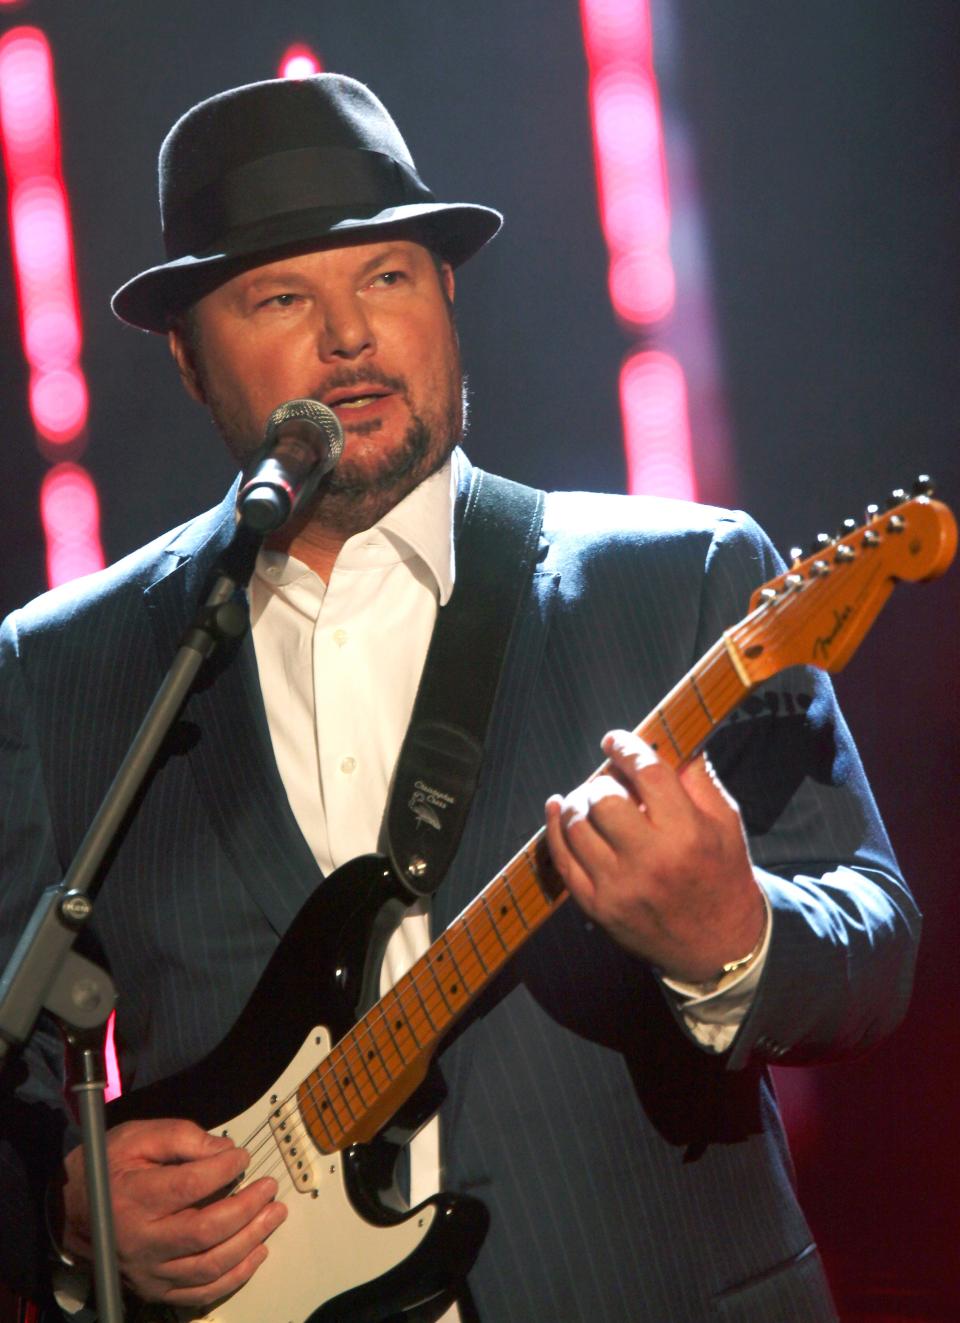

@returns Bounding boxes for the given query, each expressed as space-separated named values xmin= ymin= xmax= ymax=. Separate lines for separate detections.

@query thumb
xmin=109 ymin=1117 xmax=236 ymax=1166
xmin=680 ymin=752 xmax=739 ymax=819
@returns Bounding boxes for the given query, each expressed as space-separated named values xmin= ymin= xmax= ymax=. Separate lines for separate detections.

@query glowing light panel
xmin=620 ymin=351 xmax=696 ymax=501
xmin=41 ymin=463 xmax=104 ymax=586
xmin=581 ymin=0 xmax=695 ymax=499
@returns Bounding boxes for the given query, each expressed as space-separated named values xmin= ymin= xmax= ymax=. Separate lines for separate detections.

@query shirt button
xmin=332 ymin=628 xmax=348 ymax=647
xmin=340 ymin=756 xmax=357 ymax=774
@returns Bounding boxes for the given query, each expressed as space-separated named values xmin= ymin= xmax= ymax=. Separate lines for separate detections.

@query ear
xmin=168 ymin=327 xmax=206 ymax=405
xmin=440 ymin=261 xmax=455 ymax=305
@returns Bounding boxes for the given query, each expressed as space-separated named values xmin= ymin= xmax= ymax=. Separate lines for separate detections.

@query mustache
xmin=310 ymin=366 xmax=408 ymax=401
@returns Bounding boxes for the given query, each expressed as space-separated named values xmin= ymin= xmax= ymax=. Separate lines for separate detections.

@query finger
xmin=680 ymin=752 xmax=740 ymax=820
xmin=148 ymin=1187 xmax=287 ymax=1292
xmin=161 ymin=1238 xmax=272 ymax=1312
xmin=111 ymin=1117 xmax=237 ymax=1166
xmin=545 ymin=795 xmax=598 ymax=911
xmin=146 ymin=1177 xmax=282 ymax=1262
xmin=125 ymin=1143 xmax=252 ymax=1220
xmin=601 ymin=730 xmax=677 ymax=821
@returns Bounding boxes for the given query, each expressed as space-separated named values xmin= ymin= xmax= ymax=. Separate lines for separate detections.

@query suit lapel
xmin=143 ymin=488 xmax=324 ymax=938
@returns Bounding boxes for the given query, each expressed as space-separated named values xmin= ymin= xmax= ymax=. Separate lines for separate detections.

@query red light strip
xmin=0 ymin=26 xmax=104 ymax=585
xmin=580 ymin=0 xmax=695 ymax=499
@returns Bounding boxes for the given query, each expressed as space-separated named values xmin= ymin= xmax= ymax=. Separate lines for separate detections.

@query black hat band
xmin=164 ymin=145 xmax=435 ymax=259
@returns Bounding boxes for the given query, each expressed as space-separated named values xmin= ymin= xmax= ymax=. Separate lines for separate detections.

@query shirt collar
xmin=255 ymin=448 xmax=460 ymax=606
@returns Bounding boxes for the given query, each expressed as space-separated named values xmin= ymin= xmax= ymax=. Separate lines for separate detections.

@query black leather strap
xmin=386 ymin=468 xmax=545 ymax=897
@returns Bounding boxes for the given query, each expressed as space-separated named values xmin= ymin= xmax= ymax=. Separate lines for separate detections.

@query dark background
xmin=0 ymin=2 xmax=957 ymax=1317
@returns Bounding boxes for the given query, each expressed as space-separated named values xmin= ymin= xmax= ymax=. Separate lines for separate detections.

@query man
xmin=0 ymin=74 xmax=918 ymax=1322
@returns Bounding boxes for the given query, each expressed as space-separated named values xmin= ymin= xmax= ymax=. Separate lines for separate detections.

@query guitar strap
xmin=385 ymin=466 xmax=545 ymax=899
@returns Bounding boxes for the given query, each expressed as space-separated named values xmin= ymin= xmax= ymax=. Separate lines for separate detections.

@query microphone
xmin=237 ymin=399 xmax=344 ymax=533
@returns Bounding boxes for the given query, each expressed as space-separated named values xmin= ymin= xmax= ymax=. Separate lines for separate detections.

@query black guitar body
xmin=110 ymin=855 xmax=488 ymax=1323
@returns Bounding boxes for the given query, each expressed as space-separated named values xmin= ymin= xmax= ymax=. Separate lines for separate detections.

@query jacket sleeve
xmin=687 ymin=511 xmax=921 ymax=1071
xmin=0 ymin=612 xmax=79 ymax=1298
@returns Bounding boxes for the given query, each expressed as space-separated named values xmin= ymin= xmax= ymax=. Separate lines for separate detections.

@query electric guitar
xmin=111 ymin=484 xmax=957 ymax=1322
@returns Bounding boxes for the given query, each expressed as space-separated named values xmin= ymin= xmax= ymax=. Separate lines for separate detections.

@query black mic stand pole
xmin=0 ymin=521 xmax=262 ymax=1323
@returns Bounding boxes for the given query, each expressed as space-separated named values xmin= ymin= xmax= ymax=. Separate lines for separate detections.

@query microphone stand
xmin=0 ymin=521 xmax=262 ymax=1323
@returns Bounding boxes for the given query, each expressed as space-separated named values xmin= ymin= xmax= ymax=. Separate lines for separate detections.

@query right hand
xmin=57 ymin=1117 xmax=287 ymax=1309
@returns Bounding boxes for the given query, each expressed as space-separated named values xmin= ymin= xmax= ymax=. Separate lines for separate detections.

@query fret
xmin=376 ymin=996 xmax=411 ymax=1067
xmin=480 ymin=893 xmax=510 ymax=953
xmin=439 ymin=926 xmax=476 ymax=1005
xmin=656 ymin=706 xmax=682 ymax=759
xmin=690 ymin=674 xmax=715 ymax=726
xmin=334 ymin=1035 xmax=378 ymax=1109
xmin=445 ymin=922 xmax=486 ymax=990
xmin=407 ymin=966 xmax=440 ymax=1034
xmin=500 ymin=872 xmax=530 ymax=930
xmin=384 ymin=985 xmax=423 ymax=1052
xmin=352 ymin=1023 xmax=386 ymax=1094
xmin=422 ymin=945 xmax=456 ymax=1018
xmin=461 ymin=915 xmax=491 ymax=977
xmin=297 ymin=1076 xmax=343 ymax=1148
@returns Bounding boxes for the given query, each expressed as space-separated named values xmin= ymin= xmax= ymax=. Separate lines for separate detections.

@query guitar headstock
xmin=733 ymin=478 xmax=957 ymax=680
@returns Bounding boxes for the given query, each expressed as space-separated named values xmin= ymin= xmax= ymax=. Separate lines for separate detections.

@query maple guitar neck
xmin=292 ymin=488 xmax=957 ymax=1159
xmin=295 ymin=635 xmax=747 ymax=1154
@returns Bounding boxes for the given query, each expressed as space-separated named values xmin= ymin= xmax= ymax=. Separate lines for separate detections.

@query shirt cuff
xmin=659 ymin=889 xmax=773 ymax=1053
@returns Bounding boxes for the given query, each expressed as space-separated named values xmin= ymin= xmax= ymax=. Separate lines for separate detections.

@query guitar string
xmin=229 ymin=556 xmax=872 ymax=1190
xmin=229 ymin=635 xmax=751 ymax=1188
xmin=232 ymin=628 xmax=767 ymax=1187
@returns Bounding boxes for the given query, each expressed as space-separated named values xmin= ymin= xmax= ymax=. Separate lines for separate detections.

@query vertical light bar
xmin=0 ymin=27 xmax=104 ymax=586
xmin=0 ymin=28 xmax=113 ymax=1101
xmin=580 ymin=0 xmax=695 ymax=499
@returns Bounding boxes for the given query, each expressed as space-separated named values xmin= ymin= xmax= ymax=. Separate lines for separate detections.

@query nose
xmin=317 ymin=293 xmax=375 ymax=362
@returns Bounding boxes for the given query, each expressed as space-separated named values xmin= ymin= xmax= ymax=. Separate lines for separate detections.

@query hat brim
xmin=111 ymin=201 xmax=502 ymax=334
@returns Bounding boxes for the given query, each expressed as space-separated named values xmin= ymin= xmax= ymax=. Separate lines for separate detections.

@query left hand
xmin=544 ymin=729 xmax=765 ymax=983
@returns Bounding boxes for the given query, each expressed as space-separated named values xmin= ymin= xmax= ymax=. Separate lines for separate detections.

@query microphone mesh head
xmin=265 ymin=398 xmax=344 ymax=460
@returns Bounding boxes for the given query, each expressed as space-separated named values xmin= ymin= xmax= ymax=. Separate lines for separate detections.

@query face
xmin=169 ymin=238 xmax=462 ymax=534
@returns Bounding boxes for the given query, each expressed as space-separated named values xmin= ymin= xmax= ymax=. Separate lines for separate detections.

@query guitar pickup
xmin=269 ymin=1096 xmax=326 ymax=1193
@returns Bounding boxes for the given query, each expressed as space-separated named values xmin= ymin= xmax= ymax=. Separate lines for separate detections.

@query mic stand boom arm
xmin=0 ymin=522 xmax=261 ymax=1323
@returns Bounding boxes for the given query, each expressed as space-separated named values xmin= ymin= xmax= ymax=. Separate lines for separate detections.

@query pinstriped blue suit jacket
xmin=0 ymin=461 xmax=918 ymax=1321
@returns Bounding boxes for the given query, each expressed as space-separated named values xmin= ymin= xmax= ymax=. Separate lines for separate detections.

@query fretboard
xmin=296 ymin=633 xmax=748 ymax=1150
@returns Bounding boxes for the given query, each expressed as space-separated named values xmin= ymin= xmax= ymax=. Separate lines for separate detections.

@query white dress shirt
xmin=248 ymin=453 xmax=769 ymax=1316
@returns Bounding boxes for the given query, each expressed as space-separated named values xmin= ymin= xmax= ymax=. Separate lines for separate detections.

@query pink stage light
xmin=580 ymin=0 xmax=696 ymax=499
xmin=279 ymin=44 xmax=323 ymax=79
xmin=580 ymin=1 xmax=674 ymax=327
xmin=620 ymin=350 xmax=696 ymax=500
xmin=0 ymin=27 xmax=89 ymax=450
xmin=40 ymin=463 xmax=105 ymax=586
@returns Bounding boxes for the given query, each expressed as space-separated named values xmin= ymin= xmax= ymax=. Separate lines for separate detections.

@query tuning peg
xmin=788 ymin=545 xmax=803 ymax=565
xmin=838 ymin=518 xmax=858 ymax=538
xmin=912 ymin=474 xmax=934 ymax=496
xmin=885 ymin=488 xmax=907 ymax=509
xmin=809 ymin=532 xmax=831 ymax=556
xmin=834 ymin=543 xmax=855 ymax=562
xmin=864 ymin=503 xmax=879 ymax=522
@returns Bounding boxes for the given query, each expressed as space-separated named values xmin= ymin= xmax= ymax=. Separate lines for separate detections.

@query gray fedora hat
xmin=111 ymin=74 xmax=502 ymax=333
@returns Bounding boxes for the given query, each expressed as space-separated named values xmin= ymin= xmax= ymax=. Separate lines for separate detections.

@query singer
xmin=0 ymin=75 xmax=917 ymax=1323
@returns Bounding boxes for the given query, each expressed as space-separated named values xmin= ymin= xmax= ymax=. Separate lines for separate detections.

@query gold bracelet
xmin=720 ymin=910 xmax=768 ymax=978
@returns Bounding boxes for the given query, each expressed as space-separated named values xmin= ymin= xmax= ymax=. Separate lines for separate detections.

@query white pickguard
xmin=184 ymin=1026 xmax=436 ymax=1323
